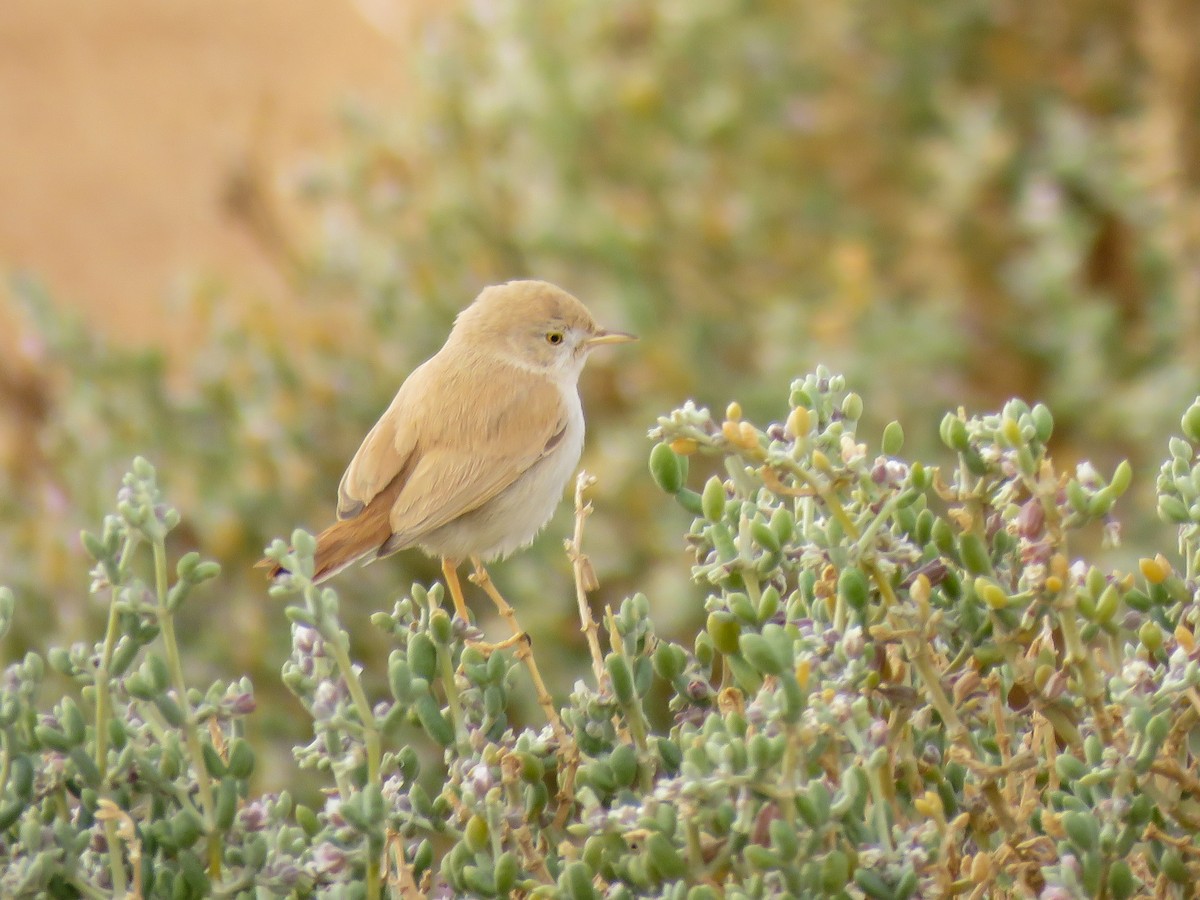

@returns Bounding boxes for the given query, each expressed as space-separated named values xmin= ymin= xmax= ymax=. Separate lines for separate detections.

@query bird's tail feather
xmin=257 ymin=473 xmax=407 ymax=584
xmin=256 ymin=509 xmax=393 ymax=583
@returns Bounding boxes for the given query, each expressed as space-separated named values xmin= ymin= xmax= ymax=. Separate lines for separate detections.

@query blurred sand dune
xmin=0 ymin=0 xmax=412 ymax=344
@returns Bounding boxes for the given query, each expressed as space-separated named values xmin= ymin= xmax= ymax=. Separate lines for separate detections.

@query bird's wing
xmin=336 ymin=354 xmax=570 ymax=544
xmin=385 ymin=365 xmax=570 ymax=541
xmin=335 ymin=360 xmax=435 ymax=520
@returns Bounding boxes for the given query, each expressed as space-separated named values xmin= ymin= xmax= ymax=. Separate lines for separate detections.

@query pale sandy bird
xmin=261 ymin=280 xmax=635 ymax=621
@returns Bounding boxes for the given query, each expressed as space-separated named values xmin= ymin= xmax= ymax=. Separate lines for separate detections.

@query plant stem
xmin=152 ymin=539 xmax=219 ymax=876
xmin=1056 ymin=592 xmax=1112 ymax=743
xmin=95 ymin=537 xmax=138 ymax=897
xmin=876 ymin=565 xmax=966 ymax=740
xmin=324 ymin=634 xmax=382 ymax=898
xmin=436 ymin=642 xmax=468 ymax=753
xmin=601 ymin=624 xmax=654 ymax=798
xmin=94 ymin=538 xmax=136 ymax=780
xmin=773 ymin=461 xmax=861 ymax=539
xmin=865 ymin=765 xmax=895 ymax=852
xmin=326 ymin=639 xmax=381 ymax=786
xmin=567 ymin=472 xmax=608 ymax=688
xmin=780 ymin=731 xmax=798 ymax=827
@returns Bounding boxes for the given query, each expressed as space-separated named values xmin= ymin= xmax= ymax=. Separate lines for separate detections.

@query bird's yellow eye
xmin=546 ymin=331 xmax=564 ymax=345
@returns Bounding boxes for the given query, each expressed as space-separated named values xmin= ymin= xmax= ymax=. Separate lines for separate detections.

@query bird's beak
xmin=585 ymin=330 xmax=638 ymax=347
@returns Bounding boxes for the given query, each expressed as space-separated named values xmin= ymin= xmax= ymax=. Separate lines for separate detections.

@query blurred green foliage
xmin=3 ymin=0 xmax=1200 ymax=778
xmin=300 ymin=0 xmax=1200 ymax=553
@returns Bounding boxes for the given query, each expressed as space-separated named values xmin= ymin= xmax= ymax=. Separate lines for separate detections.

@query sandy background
xmin=0 ymin=0 xmax=411 ymax=342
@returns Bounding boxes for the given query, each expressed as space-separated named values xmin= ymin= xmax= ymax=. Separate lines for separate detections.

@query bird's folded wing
xmin=386 ymin=376 xmax=569 ymax=540
xmin=335 ymin=363 xmax=427 ymax=520
xmin=336 ymin=357 xmax=569 ymax=541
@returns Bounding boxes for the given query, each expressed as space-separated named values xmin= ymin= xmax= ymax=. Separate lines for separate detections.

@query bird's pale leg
xmin=469 ymin=557 xmax=566 ymax=741
xmin=441 ymin=557 xmax=471 ymax=621
xmin=446 ymin=559 xmax=524 ymax=651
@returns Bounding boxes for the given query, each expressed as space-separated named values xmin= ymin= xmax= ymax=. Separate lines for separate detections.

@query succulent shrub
xmin=1 ymin=371 xmax=1200 ymax=897
xmin=645 ymin=369 xmax=1200 ymax=898
xmin=6 ymin=0 xmax=1200 ymax=801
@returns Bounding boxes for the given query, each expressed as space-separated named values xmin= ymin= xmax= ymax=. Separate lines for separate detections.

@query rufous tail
xmin=256 ymin=507 xmax=393 ymax=583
